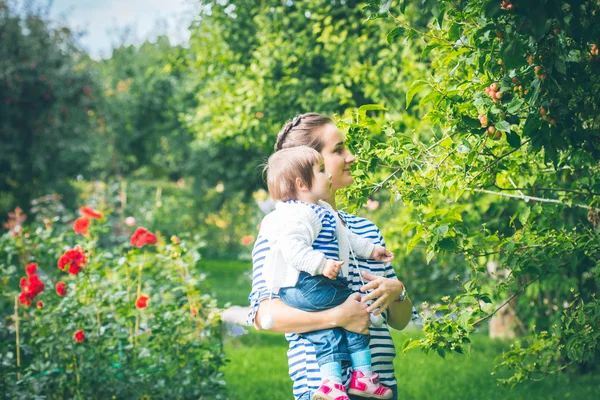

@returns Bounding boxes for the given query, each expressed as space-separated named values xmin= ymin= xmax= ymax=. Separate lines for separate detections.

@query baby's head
xmin=266 ymin=146 xmax=330 ymax=202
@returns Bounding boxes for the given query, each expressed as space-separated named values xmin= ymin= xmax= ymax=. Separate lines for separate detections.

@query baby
xmin=260 ymin=146 xmax=394 ymax=400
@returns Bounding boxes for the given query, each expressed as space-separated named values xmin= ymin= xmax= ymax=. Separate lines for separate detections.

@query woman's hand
xmin=334 ymin=293 xmax=371 ymax=334
xmin=359 ymin=271 xmax=405 ymax=315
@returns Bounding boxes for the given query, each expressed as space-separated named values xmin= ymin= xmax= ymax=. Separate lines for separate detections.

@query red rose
xmin=57 ymin=246 xmax=86 ymax=274
xmin=240 ymin=235 xmax=255 ymax=245
xmin=79 ymin=206 xmax=103 ymax=219
xmin=19 ymin=277 xmax=27 ymax=291
xmin=27 ymin=274 xmax=45 ymax=296
xmin=36 ymin=301 xmax=43 ymax=309
xmin=26 ymin=262 xmax=38 ymax=276
xmin=19 ymin=292 xmax=32 ymax=307
xmin=136 ymin=294 xmax=149 ymax=309
xmin=74 ymin=330 xmax=85 ymax=343
xmin=56 ymin=281 xmax=67 ymax=296
xmin=73 ymin=217 xmax=90 ymax=235
xmin=130 ymin=227 xmax=157 ymax=248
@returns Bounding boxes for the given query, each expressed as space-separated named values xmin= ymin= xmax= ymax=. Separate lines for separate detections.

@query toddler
xmin=260 ymin=146 xmax=394 ymax=400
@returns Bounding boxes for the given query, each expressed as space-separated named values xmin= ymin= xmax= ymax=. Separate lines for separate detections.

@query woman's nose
xmin=346 ymin=151 xmax=356 ymax=164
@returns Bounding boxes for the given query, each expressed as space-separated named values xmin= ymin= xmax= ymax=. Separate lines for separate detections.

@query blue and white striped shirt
xmin=247 ymin=208 xmax=398 ymax=399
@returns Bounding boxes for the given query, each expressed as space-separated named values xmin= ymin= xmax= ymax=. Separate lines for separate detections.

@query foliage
xmin=93 ymin=38 xmax=196 ymax=180
xmin=185 ymin=0 xmax=429 ymax=195
xmin=343 ymin=0 xmax=600 ymax=384
xmin=0 ymin=206 xmax=225 ymax=398
xmin=0 ymin=0 xmax=98 ymax=217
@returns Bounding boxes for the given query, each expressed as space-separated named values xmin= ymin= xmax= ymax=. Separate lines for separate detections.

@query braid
xmin=275 ymin=122 xmax=294 ymax=152
xmin=274 ymin=113 xmax=332 ymax=153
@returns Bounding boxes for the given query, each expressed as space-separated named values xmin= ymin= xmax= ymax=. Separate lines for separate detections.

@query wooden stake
xmin=14 ymin=296 xmax=20 ymax=380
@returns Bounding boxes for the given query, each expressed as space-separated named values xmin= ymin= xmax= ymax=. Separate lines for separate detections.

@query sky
xmin=49 ymin=0 xmax=199 ymax=59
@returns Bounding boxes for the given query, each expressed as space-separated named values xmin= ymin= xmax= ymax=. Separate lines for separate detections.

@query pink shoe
xmin=347 ymin=371 xmax=393 ymax=399
xmin=312 ymin=379 xmax=350 ymax=400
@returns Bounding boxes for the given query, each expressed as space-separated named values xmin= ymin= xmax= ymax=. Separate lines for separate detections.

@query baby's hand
xmin=323 ymin=259 xmax=344 ymax=280
xmin=371 ymin=246 xmax=394 ymax=263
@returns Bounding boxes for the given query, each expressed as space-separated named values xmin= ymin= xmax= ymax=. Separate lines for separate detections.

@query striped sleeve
xmin=246 ymin=235 xmax=280 ymax=326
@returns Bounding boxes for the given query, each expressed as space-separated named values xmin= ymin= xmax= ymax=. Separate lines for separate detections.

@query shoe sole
xmin=347 ymin=388 xmax=392 ymax=399
xmin=312 ymin=394 xmax=336 ymax=400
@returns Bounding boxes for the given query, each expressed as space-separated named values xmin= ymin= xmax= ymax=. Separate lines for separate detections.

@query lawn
xmin=199 ymin=260 xmax=600 ymax=400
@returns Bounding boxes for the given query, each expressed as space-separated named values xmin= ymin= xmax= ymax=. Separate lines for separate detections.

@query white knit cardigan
xmin=260 ymin=200 xmax=375 ymax=293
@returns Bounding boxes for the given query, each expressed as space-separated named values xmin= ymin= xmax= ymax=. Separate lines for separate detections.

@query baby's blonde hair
xmin=265 ymin=146 xmax=323 ymax=202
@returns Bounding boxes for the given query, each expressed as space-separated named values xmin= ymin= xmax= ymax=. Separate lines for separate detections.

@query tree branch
xmin=493 ymin=185 xmax=600 ymax=197
xmin=473 ymin=278 xmax=539 ymax=326
xmin=462 ymin=138 xmax=532 ymax=188
xmin=467 ymin=188 xmax=600 ymax=212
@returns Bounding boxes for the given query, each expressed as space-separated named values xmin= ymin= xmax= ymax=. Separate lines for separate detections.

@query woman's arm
xmin=254 ymin=293 xmax=371 ymax=334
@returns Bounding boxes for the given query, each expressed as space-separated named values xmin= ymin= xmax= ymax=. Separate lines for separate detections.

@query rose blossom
xmin=36 ymin=301 xmax=43 ymax=309
xmin=56 ymin=281 xmax=67 ymax=296
xmin=73 ymin=217 xmax=90 ymax=235
xmin=125 ymin=216 xmax=135 ymax=226
xmin=136 ymin=294 xmax=149 ymax=309
xmin=58 ymin=246 xmax=87 ymax=275
xmin=74 ymin=330 xmax=85 ymax=343
xmin=26 ymin=262 xmax=37 ymax=276
xmin=240 ymin=235 xmax=255 ymax=245
xmin=79 ymin=206 xmax=103 ymax=219
xmin=130 ymin=227 xmax=157 ymax=248
xmin=18 ymin=272 xmax=45 ymax=306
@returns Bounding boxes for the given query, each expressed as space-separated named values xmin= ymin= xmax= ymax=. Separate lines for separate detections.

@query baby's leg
xmin=345 ymin=331 xmax=372 ymax=375
xmin=345 ymin=331 xmax=393 ymax=399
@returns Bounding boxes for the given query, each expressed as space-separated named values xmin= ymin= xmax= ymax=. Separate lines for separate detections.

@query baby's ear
xmin=295 ymin=177 xmax=309 ymax=192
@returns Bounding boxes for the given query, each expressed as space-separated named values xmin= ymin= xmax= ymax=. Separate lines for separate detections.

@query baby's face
xmin=310 ymin=161 xmax=332 ymax=201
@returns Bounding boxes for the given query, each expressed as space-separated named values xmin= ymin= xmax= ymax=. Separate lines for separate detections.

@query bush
xmin=0 ymin=205 xmax=226 ymax=399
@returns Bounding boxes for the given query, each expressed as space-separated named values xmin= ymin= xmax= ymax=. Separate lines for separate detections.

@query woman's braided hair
xmin=274 ymin=113 xmax=332 ymax=152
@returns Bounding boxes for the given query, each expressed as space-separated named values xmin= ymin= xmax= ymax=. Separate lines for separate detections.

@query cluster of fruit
xmin=478 ymin=113 xmax=502 ymax=139
xmin=500 ymin=0 xmax=514 ymax=11
xmin=484 ymin=83 xmax=502 ymax=102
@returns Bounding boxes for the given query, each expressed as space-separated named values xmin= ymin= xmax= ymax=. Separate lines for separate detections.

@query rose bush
xmin=0 ymin=205 xmax=226 ymax=399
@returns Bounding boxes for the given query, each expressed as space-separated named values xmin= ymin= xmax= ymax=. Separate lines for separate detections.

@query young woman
xmin=247 ymin=113 xmax=413 ymax=400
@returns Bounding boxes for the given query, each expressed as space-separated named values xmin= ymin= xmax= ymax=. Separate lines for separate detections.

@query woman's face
xmin=317 ymin=123 xmax=356 ymax=191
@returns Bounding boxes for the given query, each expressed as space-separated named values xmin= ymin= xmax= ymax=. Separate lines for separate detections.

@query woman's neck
xmin=323 ymin=193 xmax=337 ymax=211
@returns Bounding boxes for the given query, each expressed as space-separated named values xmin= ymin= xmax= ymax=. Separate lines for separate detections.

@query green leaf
xmin=434 ymin=225 xmax=449 ymax=236
xmin=483 ymin=0 xmax=501 ymax=18
xmin=387 ymin=26 xmax=405 ymax=44
xmin=437 ymin=348 xmax=446 ymax=358
xmin=358 ymin=104 xmax=386 ymax=120
xmin=378 ymin=0 xmax=392 ymax=13
xmin=420 ymin=41 xmax=442 ymax=59
xmin=506 ymin=98 xmax=525 ymax=114
xmin=407 ymin=231 xmax=425 ymax=253
xmin=528 ymin=78 xmax=541 ymax=106
xmin=518 ymin=206 xmax=531 ymax=225
xmin=523 ymin=116 xmax=541 ymax=138
xmin=501 ymin=39 xmax=524 ymax=70
xmin=448 ymin=22 xmax=461 ymax=41
xmin=426 ymin=249 xmax=435 ymax=264
xmin=495 ymin=120 xmax=511 ymax=133
xmin=406 ymin=80 xmax=430 ymax=109
xmin=506 ymin=131 xmax=521 ymax=148
xmin=480 ymin=295 xmax=492 ymax=304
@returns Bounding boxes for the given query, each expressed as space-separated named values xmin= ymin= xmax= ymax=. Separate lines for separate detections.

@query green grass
xmin=197 ymin=259 xmax=252 ymax=307
xmin=199 ymin=260 xmax=600 ymax=399
xmin=223 ymin=329 xmax=600 ymax=400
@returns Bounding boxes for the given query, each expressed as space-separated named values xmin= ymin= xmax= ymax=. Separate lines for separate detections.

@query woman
xmin=247 ymin=113 xmax=413 ymax=400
